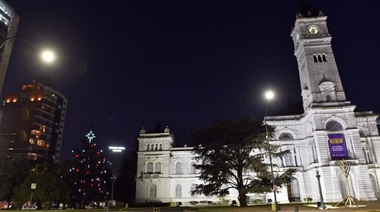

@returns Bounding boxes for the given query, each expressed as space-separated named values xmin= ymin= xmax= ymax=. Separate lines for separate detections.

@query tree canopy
xmin=191 ymin=118 xmax=296 ymax=206
xmin=13 ymin=162 xmax=69 ymax=209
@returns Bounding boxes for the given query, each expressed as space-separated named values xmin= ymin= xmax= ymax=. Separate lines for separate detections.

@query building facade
xmin=135 ymin=4 xmax=380 ymax=205
xmin=0 ymin=76 xmax=67 ymax=163
xmin=0 ymin=0 xmax=19 ymax=96
xmin=264 ymin=5 xmax=380 ymax=203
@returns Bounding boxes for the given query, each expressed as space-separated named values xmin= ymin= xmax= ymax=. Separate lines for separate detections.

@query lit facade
xmin=135 ymin=3 xmax=380 ymax=205
xmin=0 ymin=76 xmax=67 ymax=163
xmin=0 ymin=0 xmax=19 ymax=96
xmin=264 ymin=4 xmax=380 ymax=203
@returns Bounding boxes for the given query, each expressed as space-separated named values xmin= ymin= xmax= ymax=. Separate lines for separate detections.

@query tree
xmin=191 ymin=118 xmax=296 ymax=207
xmin=0 ymin=156 xmax=32 ymax=204
xmin=114 ymin=150 xmax=137 ymax=204
xmin=12 ymin=162 xmax=69 ymax=209
xmin=66 ymin=130 xmax=112 ymax=205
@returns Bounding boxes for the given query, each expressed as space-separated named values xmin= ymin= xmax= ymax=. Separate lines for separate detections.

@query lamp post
xmin=110 ymin=175 xmax=117 ymax=206
xmin=0 ymin=37 xmax=55 ymax=63
xmin=316 ymin=170 xmax=326 ymax=209
xmin=264 ymin=90 xmax=278 ymax=212
xmin=30 ymin=183 xmax=36 ymax=205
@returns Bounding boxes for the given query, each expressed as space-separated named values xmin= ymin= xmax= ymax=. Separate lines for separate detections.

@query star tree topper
xmin=86 ymin=130 xmax=96 ymax=142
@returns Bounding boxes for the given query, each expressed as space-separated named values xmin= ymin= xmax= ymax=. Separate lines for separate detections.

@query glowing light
xmin=41 ymin=50 xmax=55 ymax=63
xmin=265 ymin=90 xmax=275 ymax=100
xmin=109 ymin=146 xmax=125 ymax=152
xmin=86 ymin=130 xmax=96 ymax=142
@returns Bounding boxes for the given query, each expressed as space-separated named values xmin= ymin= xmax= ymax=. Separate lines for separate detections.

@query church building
xmin=135 ymin=3 xmax=380 ymax=205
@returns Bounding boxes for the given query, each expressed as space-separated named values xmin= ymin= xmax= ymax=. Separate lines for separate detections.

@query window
xmin=279 ymin=133 xmax=293 ymax=140
xmin=326 ymin=95 xmax=331 ymax=102
xmin=175 ymin=184 xmax=182 ymax=198
xmin=149 ymin=184 xmax=157 ymax=198
xmin=190 ymin=162 xmax=197 ymax=174
xmin=284 ymin=150 xmax=295 ymax=167
xmin=175 ymin=162 xmax=182 ymax=174
xmin=191 ymin=184 xmax=197 ymax=196
xmin=313 ymin=54 xmax=327 ymax=63
xmin=147 ymin=162 xmax=153 ymax=173
xmin=155 ymin=162 xmax=162 ymax=173
xmin=326 ymin=121 xmax=343 ymax=131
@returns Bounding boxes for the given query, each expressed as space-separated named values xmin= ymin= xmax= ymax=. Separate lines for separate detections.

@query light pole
xmin=30 ymin=183 xmax=36 ymax=206
xmin=264 ymin=90 xmax=278 ymax=212
xmin=316 ymin=170 xmax=326 ymax=209
xmin=0 ymin=37 xmax=56 ymax=63
xmin=110 ymin=175 xmax=117 ymax=206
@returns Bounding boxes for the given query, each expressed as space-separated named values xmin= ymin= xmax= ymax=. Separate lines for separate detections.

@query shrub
xmin=189 ymin=201 xmax=198 ymax=206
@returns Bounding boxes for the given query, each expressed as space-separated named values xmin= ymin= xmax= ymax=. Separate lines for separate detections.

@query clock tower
xmin=290 ymin=3 xmax=349 ymax=111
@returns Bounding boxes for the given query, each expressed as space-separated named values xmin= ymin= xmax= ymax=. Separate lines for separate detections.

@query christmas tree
xmin=68 ymin=130 xmax=112 ymax=204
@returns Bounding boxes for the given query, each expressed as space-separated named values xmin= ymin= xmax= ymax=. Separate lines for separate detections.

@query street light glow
xmin=265 ymin=90 xmax=274 ymax=100
xmin=41 ymin=50 xmax=55 ymax=63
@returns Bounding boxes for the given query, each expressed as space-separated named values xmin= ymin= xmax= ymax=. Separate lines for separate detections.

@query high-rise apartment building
xmin=0 ymin=76 xmax=67 ymax=163
xmin=0 ymin=0 xmax=19 ymax=96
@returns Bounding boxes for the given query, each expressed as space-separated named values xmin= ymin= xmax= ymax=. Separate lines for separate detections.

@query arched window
xmin=175 ymin=184 xmax=182 ymax=198
xmin=326 ymin=95 xmax=331 ymax=102
xmin=159 ymin=144 xmax=163 ymax=150
xmin=155 ymin=144 xmax=158 ymax=150
xmin=190 ymin=162 xmax=197 ymax=174
xmin=318 ymin=55 xmax=322 ymax=62
xmin=326 ymin=121 xmax=343 ymax=131
xmin=191 ymin=184 xmax=197 ymax=196
xmin=313 ymin=55 xmax=318 ymax=63
xmin=279 ymin=133 xmax=294 ymax=140
xmin=359 ymin=131 xmax=365 ymax=137
xmin=146 ymin=144 xmax=149 ymax=151
xmin=175 ymin=162 xmax=182 ymax=175
xmin=155 ymin=162 xmax=162 ymax=173
xmin=322 ymin=54 xmax=327 ymax=62
xmin=147 ymin=162 xmax=153 ymax=173
xmin=149 ymin=184 xmax=157 ymax=198
xmin=150 ymin=144 xmax=154 ymax=151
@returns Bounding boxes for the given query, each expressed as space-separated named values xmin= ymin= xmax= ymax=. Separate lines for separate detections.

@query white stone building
xmin=135 ymin=4 xmax=380 ymax=205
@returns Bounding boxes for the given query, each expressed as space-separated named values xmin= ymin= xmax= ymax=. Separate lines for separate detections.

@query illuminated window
xmin=29 ymin=138 xmax=36 ymax=145
xmin=37 ymin=139 xmax=45 ymax=147
xmin=27 ymin=153 xmax=38 ymax=161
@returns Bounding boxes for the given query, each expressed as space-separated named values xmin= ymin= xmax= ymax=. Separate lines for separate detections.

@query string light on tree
xmin=68 ymin=129 xmax=113 ymax=202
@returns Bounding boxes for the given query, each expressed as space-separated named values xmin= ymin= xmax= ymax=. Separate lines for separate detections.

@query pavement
xmin=120 ymin=201 xmax=380 ymax=212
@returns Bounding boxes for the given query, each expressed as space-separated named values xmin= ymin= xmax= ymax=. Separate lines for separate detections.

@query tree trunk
xmin=238 ymin=192 xmax=247 ymax=207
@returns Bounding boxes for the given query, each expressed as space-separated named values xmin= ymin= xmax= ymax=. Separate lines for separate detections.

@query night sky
xmin=3 ymin=1 xmax=380 ymax=172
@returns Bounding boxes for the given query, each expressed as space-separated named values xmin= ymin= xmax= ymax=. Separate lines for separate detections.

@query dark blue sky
xmin=4 ymin=1 xmax=380 ymax=171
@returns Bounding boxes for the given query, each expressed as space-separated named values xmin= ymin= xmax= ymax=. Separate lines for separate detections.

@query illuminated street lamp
xmin=264 ymin=90 xmax=278 ymax=212
xmin=0 ymin=37 xmax=56 ymax=63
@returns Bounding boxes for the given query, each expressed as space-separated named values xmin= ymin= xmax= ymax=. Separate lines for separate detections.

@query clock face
xmin=308 ymin=25 xmax=319 ymax=35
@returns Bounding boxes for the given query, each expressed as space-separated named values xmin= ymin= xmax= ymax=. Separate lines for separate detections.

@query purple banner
xmin=328 ymin=134 xmax=348 ymax=160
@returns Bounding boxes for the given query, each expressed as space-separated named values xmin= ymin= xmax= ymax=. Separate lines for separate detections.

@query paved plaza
xmin=121 ymin=201 xmax=380 ymax=212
